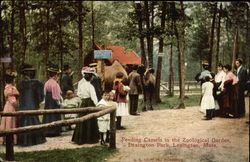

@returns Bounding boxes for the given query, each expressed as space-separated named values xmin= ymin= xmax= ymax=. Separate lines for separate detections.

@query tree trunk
xmin=246 ymin=5 xmax=250 ymax=67
xmin=150 ymin=2 xmax=155 ymax=67
xmin=225 ymin=17 xmax=232 ymax=64
xmin=168 ymin=41 xmax=174 ymax=96
xmin=58 ymin=4 xmax=63 ymax=85
xmin=91 ymin=1 xmax=95 ymax=48
xmin=135 ymin=2 xmax=147 ymax=67
xmin=232 ymin=27 xmax=239 ymax=70
xmin=45 ymin=2 xmax=50 ymax=78
xmin=215 ymin=3 xmax=221 ymax=70
xmin=155 ymin=1 xmax=167 ymax=103
xmin=144 ymin=1 xmax=153 ymax=68
xmin=9 ymin=0 xmax=15 ymax=62
xmin=78 ymin=1 xmax=84 ymax=80
xmin=0 ymin=0 xmax=4 ymax=110
xmin=168 ymin=3 xmax=175 ymax=97
xmin=208 ymin=2 xmax=217 ymax=71
xmin=174 ymin=1 xmax=186 ymax=109
xmin=19 ymin=1 xmax=27 ymax=68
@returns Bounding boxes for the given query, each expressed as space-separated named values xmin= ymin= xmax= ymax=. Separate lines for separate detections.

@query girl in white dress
xmin=113 ymin=72 xmax=130 ymax=129
xmin=200 ymin=75 xmax=215 ymax=120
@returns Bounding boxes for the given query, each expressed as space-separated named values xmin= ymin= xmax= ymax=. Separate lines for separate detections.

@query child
xmin=113 ymin=73 xmax=130 ymax=130
xmin=61 ymin=90 xmax=82 ymax=131
xmin=97 ymin=92 xmax=117 ymax=145
xmin=200 ymin=75 xmax=215 ymax=120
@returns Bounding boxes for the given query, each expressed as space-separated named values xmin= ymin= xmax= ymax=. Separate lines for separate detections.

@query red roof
xmin=95 ymin=45 xmax=141 ymax=65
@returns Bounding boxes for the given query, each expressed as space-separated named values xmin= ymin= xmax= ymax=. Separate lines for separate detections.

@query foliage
xmin=0 ymin=1 xmax=249 ymax=83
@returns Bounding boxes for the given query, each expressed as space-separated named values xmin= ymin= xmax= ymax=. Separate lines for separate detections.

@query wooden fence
xmin=0 ymin=106 xmax=116 ymax=161
xmin=160 ymin=81 xmax=200 ymax=92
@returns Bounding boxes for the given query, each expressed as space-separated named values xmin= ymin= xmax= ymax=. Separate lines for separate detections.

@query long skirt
xmin=72 ymin=98 xmax=99 ymax=144
xmin=18 ymin=115 xmax=46 ymax=146
xmin=0 ymin=102 xmax=17 ymax=144
xmin=221 ymin=83 xmax=239 ymax=117
xmin=42 ymin=92 xmax=61 ymax=137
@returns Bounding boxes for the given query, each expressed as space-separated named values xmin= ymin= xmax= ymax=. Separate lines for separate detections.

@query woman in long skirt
xmin=42 ymin=63 xmax=62 ymax=137
xmin=221 ymin=64 xmax=239 ymax=118
xmin=0 ymin=72 xmax=19 ymax=144
xmin=71 ymin=67 xmax=99 ymax=144
xmin=17 ymin=64 xmax=46 ymax=146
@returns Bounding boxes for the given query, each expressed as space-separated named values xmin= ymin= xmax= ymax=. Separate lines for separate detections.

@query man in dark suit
xmin=128 ymin=64 xmax=143 ymax=115
xmin=235 ymin=58 xmax=248 ymax=117
xmin=61 ymin=64 xmax=74 ymax=98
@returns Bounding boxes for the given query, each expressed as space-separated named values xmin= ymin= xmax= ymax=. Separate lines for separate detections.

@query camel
xmin=103 ymin=60 xmax=128 ymax=91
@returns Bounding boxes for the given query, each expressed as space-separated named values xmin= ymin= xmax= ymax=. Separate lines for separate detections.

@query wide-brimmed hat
xmin=202 ymin=60 xmax=209 ymax=66
xmin=47 ymin=63 xmax=61 ymax=73
xmin=89 ymin=63 xmax=97 ymax=68
xmin=21 ymin=63 xmax=35 ymax=72
xmin=5 ymin=70 xmax=17 ymax=78
xmin=81 ymin=66 xmax=95 ymax=74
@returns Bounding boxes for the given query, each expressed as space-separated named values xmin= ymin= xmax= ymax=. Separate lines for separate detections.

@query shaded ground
xmin=0 ymin=97 xmax=249 ymax=162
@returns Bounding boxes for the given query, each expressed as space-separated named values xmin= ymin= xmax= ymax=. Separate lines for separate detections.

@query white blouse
xmin=215 ymin=71 xmax=226 ymax=90
xmin=77 ymin=78 xmax=98 ymax=105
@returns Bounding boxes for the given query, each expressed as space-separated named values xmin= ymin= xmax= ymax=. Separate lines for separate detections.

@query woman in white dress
xmin=214 ymin=63 xmax=226 ymax=115
xmin=200 ymin=75 xmax=215 ymax=120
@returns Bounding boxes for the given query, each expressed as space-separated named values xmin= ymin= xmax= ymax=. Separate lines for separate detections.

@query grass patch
xmin=138 ymin=95 xmax=201 ymax=111
xmin=0 ymin=146 xmax=116 ymax=162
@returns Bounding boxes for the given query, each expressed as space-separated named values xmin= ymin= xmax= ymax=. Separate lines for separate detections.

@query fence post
xmin=6 ymin=134 xmax=14 ymax=161
xmin=109 ymin=110 xmax=116 ymax=149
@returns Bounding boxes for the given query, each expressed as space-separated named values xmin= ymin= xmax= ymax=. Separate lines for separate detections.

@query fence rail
xmin=0 ymin=106 xmax=116 ymax=161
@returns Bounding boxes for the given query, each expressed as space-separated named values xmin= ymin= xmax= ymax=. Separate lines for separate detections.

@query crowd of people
xmin=2 ymin=58 xmax=247 ymax=147
xmin=0 ymin=62 xmax=155 ymax=146
xmin=196 ymin=58 xmax=249 ymax=120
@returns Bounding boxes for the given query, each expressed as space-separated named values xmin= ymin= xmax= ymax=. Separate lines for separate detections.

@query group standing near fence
xmin=0 ymin=62 xmax=155 ymax=148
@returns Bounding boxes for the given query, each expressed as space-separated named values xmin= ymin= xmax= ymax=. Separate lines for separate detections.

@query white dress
xmin=200 ymin=82 xmax=215 ymax=112
xmin=116 ymin=85 xmax=130 ymax=117
xmin=61 ymin=97 xmax=82 ymax=119
xmin=97 ymin=99 xmax=110 ymax=133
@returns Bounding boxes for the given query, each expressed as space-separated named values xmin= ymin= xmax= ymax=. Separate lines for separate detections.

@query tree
xmin=144 ymin=1 xmax=153 ymax=68
xmin=173 ymin=1 xmax=186 ymax=109
xmin=208 ymin=2 xmax=217 ymax=71
xmin=9 ymin=0 xmax=15 ymax=65
xmin=134 ymin=1 xmax=147 ymax=66
xmin=18 ymin=1 xmax=28 ymax=69
xmin=155 ymin=1 xmax=167 ymax=103
xmin=77 ymin=1 xmax=84 ymax=80
xmin=0 ymin=0 xmax=4 ymax=110
xmin=215 ymin=3 xmax=222 ymax=69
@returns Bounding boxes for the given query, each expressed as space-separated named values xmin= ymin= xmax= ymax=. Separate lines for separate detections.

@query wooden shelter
xmin=84 ymin=44 xmax=141 ymax=67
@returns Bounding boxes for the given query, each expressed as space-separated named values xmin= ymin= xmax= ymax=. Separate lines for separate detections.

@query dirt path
xmin=107 ymin=97 xmax=249 ymax=162
xmin=0 ymin=98 xmax=249 ymax=162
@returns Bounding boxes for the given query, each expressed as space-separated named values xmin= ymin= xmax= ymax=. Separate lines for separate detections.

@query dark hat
xmin=63 ymin=64 xmax=71 ymax=71
xmin=47 ymin=62 xmax=61 ymax=73
xmin=21 ymin=63 xmax=35 ymax=72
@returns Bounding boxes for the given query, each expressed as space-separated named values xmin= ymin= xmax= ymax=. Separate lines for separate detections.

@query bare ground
xmin=0 ymin=97 xmax=249 ymax=162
